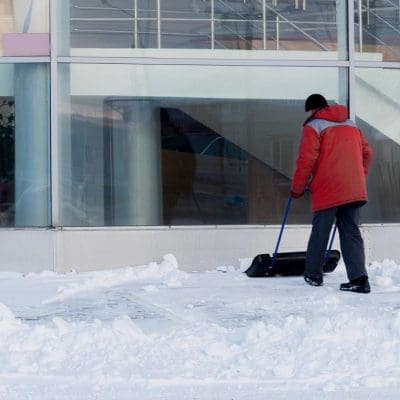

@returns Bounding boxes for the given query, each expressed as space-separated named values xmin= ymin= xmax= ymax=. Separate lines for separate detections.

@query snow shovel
xmin=245 ymin=196 xmax=341 ymax=277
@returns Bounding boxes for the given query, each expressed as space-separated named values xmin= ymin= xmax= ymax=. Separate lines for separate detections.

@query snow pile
xmin=1 ymin=256 xmax=400 ymax=399
xmin=369 ymin=259 xmax=400 ymax=290
xmin=43 ymin=254 xmax=187 ymax=304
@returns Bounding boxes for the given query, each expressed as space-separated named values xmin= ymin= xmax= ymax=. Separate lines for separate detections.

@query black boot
xmin=340 ymin=275 xmax=370 ymax=293
xmin=304 ymin=274 xmax=323 ymax=287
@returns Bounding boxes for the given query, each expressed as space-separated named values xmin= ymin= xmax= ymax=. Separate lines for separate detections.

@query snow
xmin=1 ymin=254 xmax=400 ymax=399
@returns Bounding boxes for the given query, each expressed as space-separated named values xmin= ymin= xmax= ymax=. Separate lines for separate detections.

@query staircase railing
xmin=70 ymin=0 xmax=399 ymax=56
xmin=356 ymin=0 xmax=400 ymax=56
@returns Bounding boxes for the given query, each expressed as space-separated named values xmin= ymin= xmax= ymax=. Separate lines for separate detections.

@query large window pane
xmin=0 ymin=0 xmax=49 ymax=57
xmin=161 ymin=0 xmax=210 ymax=19
xmin=214 ymin=20 xmax=263 ymax=50
xmin=355 ymin=68 xmax=400 ymax=222
xmin=271 ymin=0 xmax=346 ymax=53
xmin=0 ymin=63 xmax=50 ymax=227
xmin=355 ymin=0 xmax=400 ymax=62
xmin=64 ymin=0 xmax=347 ymax=58
xmin=59 ymin=64 xmax=346 ymax=226
xmin=161 ymin=20 xmax=211 ymax=49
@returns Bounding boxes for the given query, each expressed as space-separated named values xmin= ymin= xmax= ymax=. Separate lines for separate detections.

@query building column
xmin=14 ymin=64 xmax=50 ymax=226
xmin=13 ymin=0 xmax=50 ymax=226
xmin=112 ymin=100 xmax=163 ymax=226
xmin=57 ymin=0 xmax=72 ymax=224
xmin=336 ymin=0 xmax=348 ymax=105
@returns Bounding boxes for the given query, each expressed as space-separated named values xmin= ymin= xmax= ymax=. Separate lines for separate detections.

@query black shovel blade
xmin=244 ymin=250 xmax=341 ymax=277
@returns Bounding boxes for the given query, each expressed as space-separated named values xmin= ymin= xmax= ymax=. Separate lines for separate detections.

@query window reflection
xmin=0 ymin=64 xmax=50 ymax=227
xmin=356 ymin=68 xmax=400 ymax=222
xmin=68 ymin=0 xmax=346 ymax=56
xmin=355 ymin=0 xmax=400 ymax=62
xmin=161 ymin=107 xmax=249 ymax=224
xmin=0 ymin=0 xmax=49 ymax=57
xmin=59 ymin=64 xmax=346 ymax=226
xmin=0 ymin=99 xmax=14 ymax=225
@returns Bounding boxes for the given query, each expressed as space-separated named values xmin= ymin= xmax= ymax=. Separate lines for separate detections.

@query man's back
xmin=292 ymin=105 xmax=373 ymax=211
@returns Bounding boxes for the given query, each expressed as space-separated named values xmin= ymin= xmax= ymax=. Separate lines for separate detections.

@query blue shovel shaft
xmin=271 ymin=196 xmax=337 ymax=266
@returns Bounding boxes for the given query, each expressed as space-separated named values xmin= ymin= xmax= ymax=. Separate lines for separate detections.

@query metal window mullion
xmin=263 ymin=0 xmax=267 ymax=49
xmin=355 ymin=61 xmax=400 ymax=69
xmin=0 ymin=57 xmax=50 ymax=63
xmin=134 ymin=0 xmax=138 ymax=48
xmin=211 ymin=0 xmax=215 ymax=50
xmin=157 ymin=0 xmax=161 ymax=48
xmin=348 ymin=0 xmax=356 ymax=120
xmin=276 ymin=16 xmax=280 ymax=50
xmin=57 ymin=56 xmax=350 ymax=67
xmin=50 ymin=0 xmax=59 ymax=228
xmin=358 ymin=0 xmax=363 ymax=52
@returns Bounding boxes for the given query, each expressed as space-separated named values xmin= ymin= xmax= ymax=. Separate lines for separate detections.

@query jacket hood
xmin=314 ymin=105 xmax=348 ymax=122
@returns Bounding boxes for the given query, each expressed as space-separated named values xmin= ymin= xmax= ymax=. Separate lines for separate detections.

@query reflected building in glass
xmin=0 ymin=1 xmax=399 ymax=271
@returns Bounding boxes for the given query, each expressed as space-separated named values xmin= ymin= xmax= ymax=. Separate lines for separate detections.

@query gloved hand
xmin=291 ymin=190 xmax=304 ymax=199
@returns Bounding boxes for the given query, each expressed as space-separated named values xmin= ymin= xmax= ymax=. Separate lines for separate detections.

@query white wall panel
xmin=0 ymin=225 xmax=398 ymax=273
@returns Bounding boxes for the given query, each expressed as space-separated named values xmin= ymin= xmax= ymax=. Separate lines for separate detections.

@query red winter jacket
xmin=291 ymin=105 xmax=373 ymax=212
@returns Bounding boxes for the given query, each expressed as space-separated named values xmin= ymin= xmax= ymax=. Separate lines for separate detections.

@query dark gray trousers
xmin=305 ymin=203 xmax=367 ymax=281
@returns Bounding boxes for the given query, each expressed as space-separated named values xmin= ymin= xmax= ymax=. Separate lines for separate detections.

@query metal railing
xmin=71 ymin=1 xmax=335 ymax=51
xmin=356 ymin=0 xmax=400 ymax=56
xmin=70 ymin=1 xmax=400 ymax=56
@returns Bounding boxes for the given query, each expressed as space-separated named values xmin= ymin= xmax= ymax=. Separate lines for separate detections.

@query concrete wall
xmin=0 ymin=229 xmax=55 ymax=273
xmin=0 ymin=225 xmax=399 ymax=273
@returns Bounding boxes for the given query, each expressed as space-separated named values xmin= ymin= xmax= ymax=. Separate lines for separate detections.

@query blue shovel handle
xmin=271 ymin=196 xmax=292 ymax=266
xmin=271 ymin=195 xmax=337 ymax=266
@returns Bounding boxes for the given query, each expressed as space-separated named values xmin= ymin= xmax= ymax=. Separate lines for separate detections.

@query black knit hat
xmin=304 ymin=93 xmax=328 ymax=112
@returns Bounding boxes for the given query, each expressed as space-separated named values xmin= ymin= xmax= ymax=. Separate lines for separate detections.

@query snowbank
xmin=42 ymin=254 xmax=187 ymax=304
xmin=0 ymin=256 xmax=400 ymax=399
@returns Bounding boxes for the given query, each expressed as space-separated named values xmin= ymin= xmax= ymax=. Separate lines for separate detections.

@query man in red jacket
xmin=291 ymin=94 xmax=373 ymax=293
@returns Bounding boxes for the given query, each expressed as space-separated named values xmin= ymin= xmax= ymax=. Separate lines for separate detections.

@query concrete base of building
xmin=0 ymin=225 xmax=398 ymax=273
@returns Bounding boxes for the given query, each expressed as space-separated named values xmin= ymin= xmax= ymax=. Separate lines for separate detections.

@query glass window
xmin=270 ymin=0 xmax=346 ymax=53
xmin=161 ymin=20 xmax=211 ymax=49
xmin=355 ymin=67 xmax=400 ymax=222
xmin=138 ymin=0 xmax=157 ymax=18
xmin=70 ymin=0 xmax=158 ymax=50
xmin=161 ymin=0 xmax=210 ymax=19
xmin=355 ymin=0 xmax=400 ymax=62
xmin=63 ymin=0 xmax=347 ymax=58
xmin=70 ymin=0 xmax=136 ymax=49
xmin=213 ymin=0 xmax=262 ymax=50
xmin=214 ymin=20 xmax=263 ymax=50
xmin=59 ymin=63 xmax=347 ymax=226
xmin=0 ymin=0 xmax=49 ymax=57
xmin=0 ymin=63 xmax=50 ymax=227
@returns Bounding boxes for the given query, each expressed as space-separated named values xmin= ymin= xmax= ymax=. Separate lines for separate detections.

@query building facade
xmin=0 ymin=0 xmax=399 ymax=272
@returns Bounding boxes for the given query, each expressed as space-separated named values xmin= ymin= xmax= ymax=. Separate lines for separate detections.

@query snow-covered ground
xmin=1 ymin=254 xmax=400 ymax=399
